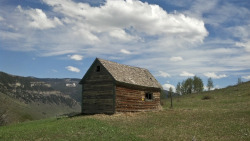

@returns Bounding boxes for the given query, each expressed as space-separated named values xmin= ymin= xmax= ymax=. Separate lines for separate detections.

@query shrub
xmin=202 ymin=95 xmax=212 ymax=100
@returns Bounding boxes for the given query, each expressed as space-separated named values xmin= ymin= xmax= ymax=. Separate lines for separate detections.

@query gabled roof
xmin=96 ymin=58 xmax=162 ymax=89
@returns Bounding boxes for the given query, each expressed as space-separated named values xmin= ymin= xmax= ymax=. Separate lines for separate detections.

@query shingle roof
xmin=97 ymin=58 xmax=162 ymax=89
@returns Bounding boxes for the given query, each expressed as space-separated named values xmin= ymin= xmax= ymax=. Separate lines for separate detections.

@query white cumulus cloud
xmin=203 ymin=85 xmax=217 ymax=91
xmin=120 ymin=49 xmax=132 ymax=54
xmin=0 ymin=0 xmax=208 ymax=56
xmin=180 ymin=71 xmax=195 ymax=77
xmin=0 ymin=0 xmax=249 ymax=89
xmin=162 ymin=83 xmax=176 ymax=92
xmin=170 ymin=56 xmax=183 ymax=62
xmin=69 ymin=54 xmax=83 ymax=61
xmin=109 ymin=29 xmax=138 ymax=41
xmin=242 ymin=75 xmax=250 ymax=80
xmin=203 ymin=72 xmax=227 ymax=79
xmin=158 ymin=71 xmax=171 ymax=78
xmin=42 ymin=0 xmax=207 ymax=42
xmin=236 ymin=41 xmax=250 ymax=52
xmin=65 ymin=66 xmax=80 ymax=73
xmin=17 ymin=5 xmax=62 ymax=29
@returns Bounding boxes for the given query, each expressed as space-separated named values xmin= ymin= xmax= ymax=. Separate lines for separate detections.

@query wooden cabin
xmin=79 ymin=58 xmax=162 ymax=114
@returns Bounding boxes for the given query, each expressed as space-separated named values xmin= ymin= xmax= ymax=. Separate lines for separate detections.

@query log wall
xmin=115 ymin=86 xmax=161 ymax=112
xmin=82 ymin=62 xmax=115 ymax=114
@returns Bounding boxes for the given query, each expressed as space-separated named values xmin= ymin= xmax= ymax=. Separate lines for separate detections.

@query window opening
xmin=96 ymin=66 xmax=101 ymax=72
xmin=145 ymin=92 xmax=153 ymax=100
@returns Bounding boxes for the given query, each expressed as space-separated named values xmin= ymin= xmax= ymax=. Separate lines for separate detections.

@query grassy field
xmin=0 ymin=82 xmax=249 ymax=140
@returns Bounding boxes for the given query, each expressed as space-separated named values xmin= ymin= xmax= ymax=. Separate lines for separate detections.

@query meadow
xmin=0 ymin=82 xmax=249 ymax=140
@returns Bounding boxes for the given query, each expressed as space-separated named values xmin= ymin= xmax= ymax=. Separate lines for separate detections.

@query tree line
xmin=175 ymin=76 xmax=214 ymax=95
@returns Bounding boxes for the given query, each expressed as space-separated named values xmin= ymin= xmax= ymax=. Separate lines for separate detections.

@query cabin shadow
xmin=58 ymin=112 xmax=113 ymax=120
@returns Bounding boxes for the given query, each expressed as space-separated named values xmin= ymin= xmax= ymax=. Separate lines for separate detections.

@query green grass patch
xmin=1 ymin=81 xmax=250 ymax=140
xmin=0 ymin=117 xmax=141 ymax=141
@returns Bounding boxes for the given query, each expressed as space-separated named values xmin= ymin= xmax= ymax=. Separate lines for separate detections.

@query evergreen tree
xmin=207 ymin=77 xmax=214 ymax=91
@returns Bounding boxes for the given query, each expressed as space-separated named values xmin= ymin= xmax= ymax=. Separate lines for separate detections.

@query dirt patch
xmin=90 ymin=112 xmax=144 ymax=121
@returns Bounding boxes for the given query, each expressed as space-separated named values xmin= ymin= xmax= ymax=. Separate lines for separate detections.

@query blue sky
xmin=0 ymin=0 xmax=250 ymax=91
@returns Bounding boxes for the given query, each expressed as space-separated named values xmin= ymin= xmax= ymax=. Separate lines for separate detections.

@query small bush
xmin=21 ymin=114 xmax=33 ymax=121
xmin=202 ymin=95 xmax=212 ymax=100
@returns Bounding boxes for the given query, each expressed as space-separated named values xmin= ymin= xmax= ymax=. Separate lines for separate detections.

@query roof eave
xmin=115 ymin=81 xmax=162 ymax=91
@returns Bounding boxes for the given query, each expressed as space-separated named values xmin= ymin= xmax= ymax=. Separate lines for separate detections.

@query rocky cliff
xmin=0 ymin=71 xmax=81 ymax=126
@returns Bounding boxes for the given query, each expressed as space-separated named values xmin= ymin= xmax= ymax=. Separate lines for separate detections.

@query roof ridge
xmin=97 ymin=58 xmax=148 ymax=71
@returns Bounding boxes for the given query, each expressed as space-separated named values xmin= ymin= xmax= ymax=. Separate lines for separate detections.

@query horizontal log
xmin=85 ymin=75 xmax=113 ymax=81
xmin=115 ymin=86 xmax=161 ymax=112
xmin=83 ymin=83 xmax=112 ymax=88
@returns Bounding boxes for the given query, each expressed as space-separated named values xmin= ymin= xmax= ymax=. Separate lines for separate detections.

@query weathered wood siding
xmin=115 ymin=86 xmax=161 ymax=112
xmin=82 ymin=62 xmax=115 ymax=114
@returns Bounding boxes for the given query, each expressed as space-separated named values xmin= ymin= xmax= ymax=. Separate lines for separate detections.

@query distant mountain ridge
xmin=0 ymin=71 xmax=82 ymax=102
xmin=40 ymin=78 xmax=82 ymax=103
xmin=0 ymin=71 xmax=81 ymax=125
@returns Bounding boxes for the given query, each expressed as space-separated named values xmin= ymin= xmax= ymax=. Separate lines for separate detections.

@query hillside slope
xmin=40 ymin=78 xmax=81 ymax=102
xmin=0 ymin=72 xmax=81 ymax=126
xmin=0 ymin=81 xmax=249 ymax=140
